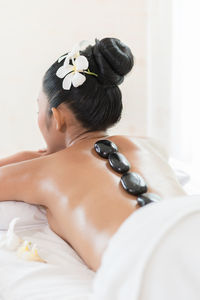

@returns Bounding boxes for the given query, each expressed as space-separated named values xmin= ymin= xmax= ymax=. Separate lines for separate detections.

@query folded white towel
xmin=92 ymin=194 xmax=200 ymax=300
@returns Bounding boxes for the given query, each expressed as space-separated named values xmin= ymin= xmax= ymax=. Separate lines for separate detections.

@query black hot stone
xmin=120 ymin=172 xmax=147 ymax=196
xmin=94 ymin=139 xmax=118 ymax=158
xmin=137 ymin=193 xmax=162 ymax=207
xmin=108 ymin=152 xmax=130 ymax=174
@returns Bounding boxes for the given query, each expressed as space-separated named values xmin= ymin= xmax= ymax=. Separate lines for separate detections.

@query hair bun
xmin=92 ymin=37 xmax=134 ymax=86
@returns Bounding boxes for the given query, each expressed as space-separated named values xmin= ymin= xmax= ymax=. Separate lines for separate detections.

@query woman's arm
xmin=0 ymin=149 xmax=48 ymax=167
xmin=0 ymin=156 xmax=49 ymax=206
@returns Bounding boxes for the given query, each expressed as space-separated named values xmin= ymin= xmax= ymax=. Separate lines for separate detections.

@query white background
xmin=0 ymin=0 xmax=199 ymax=187
xmin=0 ymin=0 xmax=149 ymax=155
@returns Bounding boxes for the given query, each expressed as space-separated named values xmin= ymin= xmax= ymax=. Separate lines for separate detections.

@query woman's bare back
xmin=24 ymin=135 xmax=185 ymax=271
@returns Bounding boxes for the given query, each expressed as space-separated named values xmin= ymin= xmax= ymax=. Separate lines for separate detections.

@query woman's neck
xmin=66 ymin=130 xmax=109 ymax=148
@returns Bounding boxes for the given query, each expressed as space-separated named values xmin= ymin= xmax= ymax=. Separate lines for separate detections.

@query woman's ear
xmin=51 ymin=107 xmax=65 ymax=131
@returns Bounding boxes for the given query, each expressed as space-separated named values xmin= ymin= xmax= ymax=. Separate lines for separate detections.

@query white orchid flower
xmin=57 ymin=40 xmax=93 ymax=64
xmin=0 ymin=217 xmax=46 ymax=263
xmin=56 ymin=40 xmax=98 ymax=90
xmin=56 ymin=55 xmax=98 ymax=90
xmin=0 ymin=217 xmax=23 ymax=250
xmin=17 ymin=240 xmax=47 ymax=263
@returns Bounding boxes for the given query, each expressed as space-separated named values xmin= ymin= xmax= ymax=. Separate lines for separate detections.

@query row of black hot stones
xmin=94 ymin=139 xmax=161 ymax=207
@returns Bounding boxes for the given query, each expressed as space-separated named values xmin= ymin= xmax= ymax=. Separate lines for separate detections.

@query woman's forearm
xmin=0 ymin=151 xmax=30 ymax=167
xmin=0 ymin=150 xmax=47 ymax=167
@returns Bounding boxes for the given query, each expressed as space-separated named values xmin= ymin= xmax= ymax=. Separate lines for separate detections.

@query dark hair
xmin=42 ymin=37 xmax=134 ymax=132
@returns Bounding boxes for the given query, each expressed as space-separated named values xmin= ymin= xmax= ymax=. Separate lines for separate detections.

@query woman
xmin=0 ymin=37 xmax=186 ymax=271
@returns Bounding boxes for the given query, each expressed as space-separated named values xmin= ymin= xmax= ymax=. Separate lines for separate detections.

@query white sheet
xmin=92 ymin=195 xmax=200 ymax=300
xmin=0 ymin=159 xmax=195 ymax=299
xmin=0 ymin=201 xmax=47 ymax=230
xmin=0 ymin=224 xmax=95 ymax=300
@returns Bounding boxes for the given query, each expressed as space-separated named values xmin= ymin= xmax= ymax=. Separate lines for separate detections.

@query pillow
xmin=0 ymin=201 xmax=47 ymax=230
xmin=143 ymin=137 xmax=191 ymax=186
xmin=168 ymin=157 xmax=191 ymax=186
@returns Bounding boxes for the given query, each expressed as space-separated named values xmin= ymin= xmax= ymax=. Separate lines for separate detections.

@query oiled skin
xmin=25 ymin=135 xmax=186 ymax=271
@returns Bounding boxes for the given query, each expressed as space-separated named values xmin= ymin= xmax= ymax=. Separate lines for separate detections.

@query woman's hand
xmin=24 ymin=149 xmax=49 ymax=159
xmin=37 ymin=148 xmax=48 ymax=154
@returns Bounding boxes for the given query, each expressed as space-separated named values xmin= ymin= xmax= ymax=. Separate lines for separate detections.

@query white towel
xmin=92 ymin=194 xmax=200 ymax=300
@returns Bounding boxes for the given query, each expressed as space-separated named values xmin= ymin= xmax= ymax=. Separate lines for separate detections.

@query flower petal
xmin=61 ymin=40 xmax=92 ymax=64
xmin=75 ymin=55 xmax=89 ymax=71
xmin=63 ymin=56 xmax=70 ymax=66
xmin=58 ymin=54 xmax=68 ymax=63
xmin=72 ymin=72 xmax=86 ymax=87
xmin=62 ymin=72 xmax=74 ymax=90
xmin=56 ymin=65 xmax=74 ymax=78
xmin=63 ymin=64 xmax=74 ymax=74
xmin=7 ymin=217 xmax=20 ymax=235
xmin=78 ymin=40 xmax=92 ymax=51
xmin=70 ymin=47 xmax=79 ymax=57
xmin=67 ymin=43 xmax=80 ymax=60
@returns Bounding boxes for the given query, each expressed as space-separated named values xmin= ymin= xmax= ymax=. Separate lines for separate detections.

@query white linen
xmin=168 ymin=158 xmax=190 ymax=186
xmin=92 ymin=194 xmax=200 ymax=300
xmin=0 ymin=201 xmax=47 ymax=230
xmin=0 ymin=158 xmax=194 ymax=299
xmin=0 ymin=223 xmax=95 ymax=300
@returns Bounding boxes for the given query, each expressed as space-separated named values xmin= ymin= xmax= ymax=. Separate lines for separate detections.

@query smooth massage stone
xmin=94 ymin=139 xmax=118 ymax=158
xmin=137 ymin=193 xmax=162 ymax=207
xmin=108 ymin=152 xmax=130 ymax=174
xmin=120 ymin=172 xmax=147 ymax=196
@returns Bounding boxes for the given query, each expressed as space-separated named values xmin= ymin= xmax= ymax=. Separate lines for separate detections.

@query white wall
xmin=0 ymin=0 xmax=149 ymax=156
xmin=147 ymin=0 xmax=173 ymax=154
xmin=170 ymin=0 xmax=200 ymax=188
